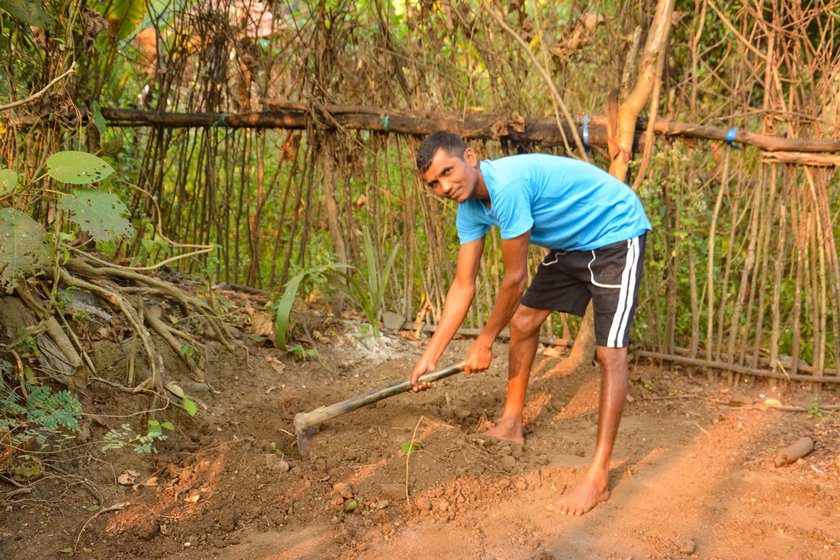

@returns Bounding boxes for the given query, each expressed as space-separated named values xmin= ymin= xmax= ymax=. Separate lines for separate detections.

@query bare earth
xmin=2 ymin=324 xmax=838 ymax=560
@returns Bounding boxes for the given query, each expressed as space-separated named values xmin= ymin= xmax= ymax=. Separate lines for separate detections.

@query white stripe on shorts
xmin=607 ymin=236 xmax=640 ymax=347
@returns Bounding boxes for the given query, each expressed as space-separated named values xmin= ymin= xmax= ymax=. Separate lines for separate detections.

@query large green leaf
xmin=58 ymin=189 xmax=134 ymax=242
xmin=47 ymin=151 xmax=114 ymax=185
xmin=108 ymin=0 xmax=147 ymax=40
xmin=273 ymin=264 xmax=345 ymax=350
xmin=0 ymin=0 xmax=53 ymax=28
xmin=0 ymin=168 xmax=17 ymax=196
xmin=0 ymin=208 xmax=52 ymax=292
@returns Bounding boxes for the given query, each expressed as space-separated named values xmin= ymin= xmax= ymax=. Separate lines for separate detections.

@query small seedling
xmin=401 ymin=441 xmax=423 ymax=455
xmin=807 ymin=397 xmax=825 ymax=420
xmin=288 ymin=343 xmax=318 ymax=359
xmin=270 ymin=442 xmax=284 ymax=458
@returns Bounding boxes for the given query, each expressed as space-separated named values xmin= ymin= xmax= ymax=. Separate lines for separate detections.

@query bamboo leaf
xmin=0 ymin=208 xmax=52 ymax=292
xmin=58 ymin=189 xmax=134 ymax=242
xmin=108 ymin=0 xmax=147 ymax=40
xmin=46 ymin=151 xmax=114 ymax=185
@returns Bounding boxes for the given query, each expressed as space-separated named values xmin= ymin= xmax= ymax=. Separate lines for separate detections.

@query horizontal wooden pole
xmin=637 ymin=350 xmax=840 ymax=384
xmin=97 ymin=105 xmax=840 ymax=154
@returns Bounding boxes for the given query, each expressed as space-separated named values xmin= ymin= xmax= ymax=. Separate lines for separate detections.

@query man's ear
xmin=464 ymin=147 xmax=478 ymax=166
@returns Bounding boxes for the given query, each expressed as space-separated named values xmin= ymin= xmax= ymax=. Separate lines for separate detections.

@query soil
xmin=1 ymin=312 xmax=838 ymax=560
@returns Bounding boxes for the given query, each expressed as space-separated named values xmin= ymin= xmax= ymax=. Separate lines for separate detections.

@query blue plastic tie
xmin=582 ymin=115 xmax=591 ymax=155
xmin=725 ymin=128 xmax=742 ymax=151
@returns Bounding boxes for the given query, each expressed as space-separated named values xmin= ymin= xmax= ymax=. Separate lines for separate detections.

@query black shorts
xmin=520 ymin=236 xmax=646 ymax=348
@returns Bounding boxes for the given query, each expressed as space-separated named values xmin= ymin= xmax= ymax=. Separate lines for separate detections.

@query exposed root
xmin=59 ymin=268 xmax=166 ymax=392
xmin=65 ymin=256 xmax=234 ymax=351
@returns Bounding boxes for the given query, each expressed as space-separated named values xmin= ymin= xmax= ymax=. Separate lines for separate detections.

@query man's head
xmin=416 ymin=130 xmax=467 ymax=173
xmin=415 ymin=131 xmax=482 ymax=203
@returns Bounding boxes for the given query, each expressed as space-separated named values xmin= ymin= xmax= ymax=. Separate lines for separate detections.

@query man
xmin=408 ymin=130 xmax=650 ymax=516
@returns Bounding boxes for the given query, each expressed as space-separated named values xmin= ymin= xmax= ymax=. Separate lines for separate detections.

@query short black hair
xmin=416 ymin=131 xmax=467 ymax=173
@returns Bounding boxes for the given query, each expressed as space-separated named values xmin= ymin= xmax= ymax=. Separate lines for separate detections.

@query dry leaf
xmin=249 ymin=311 xmax=275 ymax=337
xmin=117 ymin=470 xmax=139 ymax=485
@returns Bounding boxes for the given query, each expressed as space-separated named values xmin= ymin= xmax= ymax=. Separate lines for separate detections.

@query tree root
xmin=58 ymin=268 xmax=166 ymax=392
xmin=65 ymin=256 xmax=234 ymax=351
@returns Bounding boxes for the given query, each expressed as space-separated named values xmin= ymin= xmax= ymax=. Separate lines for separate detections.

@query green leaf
xmin=91 ymin=102 xmax=107 ymax=135
xmin=401 ymin=441 xmax=423 ymax=454
xmin=182 ymin=395 xmax=197 ymax=417
xmin=273 ymin=263 xmax=346 ymax=350
xmin=343 ymin=499 xmax=359 ymax=512
xmin=58 ymin=189 xmax=133 ymax=242
xmin=0 ymin=208 xmax=52 ymax=291
xmin=107 ymin=0 xmax=147 ymax=40
xmin=46 ymin=151 xmax=114 ymax=185
xmin=86 ymin=504 xmax=100 ymax=512
xmin=0 ymin=168 xmax=17 ymax=196
xmin=0 ymin=0 xmax=53 ymax=27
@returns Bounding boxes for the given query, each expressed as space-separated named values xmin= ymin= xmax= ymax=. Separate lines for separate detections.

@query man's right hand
xmin=409 ymin=358 xmax=436 ymax=392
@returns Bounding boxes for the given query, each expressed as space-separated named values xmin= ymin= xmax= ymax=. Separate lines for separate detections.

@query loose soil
xmin=2 ymin=315 xmax=838 ymax=560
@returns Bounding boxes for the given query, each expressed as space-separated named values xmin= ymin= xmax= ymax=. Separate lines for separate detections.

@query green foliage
xmin=47 ymin=151 xmax=114 ymax=185
xmin=270 ymin=441 xmax=284 ymax=457
xmin=0 ymin=168 xmax=17 ymax=196
xmin=58 ymin=189 xmax=134 ymax=242
xmin=401 ymin=440 xmax=423 ymax=454
xmin=182 ymin=394 xmax=197 ymax=417
xmin=0 ymin=380 xmax=82 ymax=452
xmin=288 ymin=343 xmax=317 ymax=360
xmin=273 ymin=263 xmax=347 ymax=350
xmin=331 ymin=230 xmax=401 ymax=339
xmin=101 ymin=419 xmax=174 ymax=454
xmin=0 ymin=208 xmax=52 ymax=292
xmin=102 ymin=0 xmax=148 ymax=41
xmin=0 ymin=0 xmax=53 ymax=28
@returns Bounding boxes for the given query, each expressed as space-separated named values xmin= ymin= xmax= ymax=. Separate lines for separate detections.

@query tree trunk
xmin=560 ymin=0 xmax=675 ymax=372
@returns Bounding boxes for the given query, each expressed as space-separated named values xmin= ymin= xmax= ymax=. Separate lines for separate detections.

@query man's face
xmin=421 ymin=147 xmax=478 ymax=203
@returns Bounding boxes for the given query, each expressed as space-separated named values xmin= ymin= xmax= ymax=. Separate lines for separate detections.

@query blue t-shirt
xmin=456 ymin=154 xmax=651 ymax=251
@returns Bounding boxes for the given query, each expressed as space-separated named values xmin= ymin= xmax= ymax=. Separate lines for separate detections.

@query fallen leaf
xmin=249 ymin=311 xmax=274 ymax=337
xmin=117 ymin=470 xmax=139 ymax=485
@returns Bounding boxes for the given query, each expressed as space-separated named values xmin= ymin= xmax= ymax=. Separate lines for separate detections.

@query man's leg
xmin=547 ymin=345 xmax=628 ymax=515
xmin=481 ymin=304 xmax=551 ymax=445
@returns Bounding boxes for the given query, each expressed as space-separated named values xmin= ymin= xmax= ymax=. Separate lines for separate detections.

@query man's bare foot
xmin=546 ymin=475 xmax=609 ymax=516
xmin=478 ymin=417 xmax=525 ymax=446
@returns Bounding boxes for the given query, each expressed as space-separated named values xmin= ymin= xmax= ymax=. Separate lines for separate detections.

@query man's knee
xmin=595 ymin=346 xmax=629 ymax=369
xmin=510 ymin=307 xmax=545 ymax=339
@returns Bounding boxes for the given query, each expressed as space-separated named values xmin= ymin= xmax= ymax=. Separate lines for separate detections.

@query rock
xmin=264 ymin=454 xmax=290 ymax=473
xmin=382 ymin=311 xmax=405 ymax=331
xmin=500 ymin=455 xmax=517 ymax=470
xmin=679 ymin=539 xmax=697 ymax=555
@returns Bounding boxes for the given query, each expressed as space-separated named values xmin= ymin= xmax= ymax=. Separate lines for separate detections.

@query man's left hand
xmin=464 ymin=340 xmax=492 ymax=374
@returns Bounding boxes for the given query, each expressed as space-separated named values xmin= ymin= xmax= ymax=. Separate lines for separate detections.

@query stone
xmin=382 ymin=311 xmax=405 ymax=331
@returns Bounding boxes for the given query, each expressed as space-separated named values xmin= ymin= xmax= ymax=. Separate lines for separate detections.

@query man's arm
xmin=409 ymin=237 xmax=485 ymax=389
xmin=464 ymin=230 xmax=531 ymax=373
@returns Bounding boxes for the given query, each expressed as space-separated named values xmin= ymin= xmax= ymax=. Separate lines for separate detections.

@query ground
xmin=1 ymin=312 xmax=838 ymax=560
